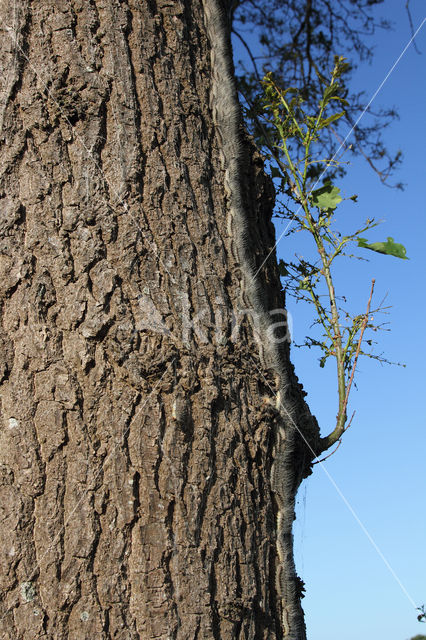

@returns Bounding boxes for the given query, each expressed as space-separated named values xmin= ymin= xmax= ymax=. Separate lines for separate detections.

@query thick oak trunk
xmin=0 ymin=1 xmax=318 ymax=638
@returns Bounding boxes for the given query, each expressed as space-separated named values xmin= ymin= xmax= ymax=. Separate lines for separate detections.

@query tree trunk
xmin=0 ymin=1 xmax=318 ymax=638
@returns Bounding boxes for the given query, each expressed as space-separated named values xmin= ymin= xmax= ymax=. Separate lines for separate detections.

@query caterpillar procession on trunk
xmin=202 ymin=1 xmax=308 ymax=638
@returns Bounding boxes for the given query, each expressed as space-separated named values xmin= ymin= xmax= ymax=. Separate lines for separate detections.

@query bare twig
xmin=231 ymin=28 xmax=262 ymax=80
xmin=405 ymin=0 xmax=422 ymax=55
xmin=341 ymin=279 xmax=375 ymax=418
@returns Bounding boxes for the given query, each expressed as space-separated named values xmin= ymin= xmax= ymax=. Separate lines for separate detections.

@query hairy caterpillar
xmin=202 ymin=1 xmax=307 ymax=638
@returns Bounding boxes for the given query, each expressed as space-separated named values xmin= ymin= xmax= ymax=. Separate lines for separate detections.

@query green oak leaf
xmin=357 ymin=236 xmax=408 ymax=259
xmin=317 ymin=111 xmax=346 ymax=130
xmin=311 ymin=183 xmax=342 ymax=210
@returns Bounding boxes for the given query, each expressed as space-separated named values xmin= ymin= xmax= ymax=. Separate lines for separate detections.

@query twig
xmin=405 ymin=0 xmax=421 ymax=55
xmin=343 ymin=409 xmax=356 ymax=434
xmin=313 ymin=439 xmax=342 ymax=464
xmin=341 ymin=279 xmax=375 ymax=418
xmin=231 ymin=28 xmax=262 ymax=80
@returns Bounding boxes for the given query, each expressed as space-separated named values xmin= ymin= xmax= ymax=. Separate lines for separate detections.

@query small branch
xmin=319 ymin=280 xmax=374 ymax=453
xmin=232 ymin=28 xmax=262 ymax=80
xmin=341 ymin=279 xmax=375 ymax=417
xmin=261 ymin=66 xmax=394 ymax=465
xmin=405 ymin=0 xmax=422 ymax=55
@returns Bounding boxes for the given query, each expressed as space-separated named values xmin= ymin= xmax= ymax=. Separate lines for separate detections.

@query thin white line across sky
xmin=255 ymin=362 xmax=418 ymax=609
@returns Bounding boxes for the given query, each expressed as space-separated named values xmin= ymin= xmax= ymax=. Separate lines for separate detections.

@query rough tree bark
xmin=0 ymin=1 xmax=319 ymax=639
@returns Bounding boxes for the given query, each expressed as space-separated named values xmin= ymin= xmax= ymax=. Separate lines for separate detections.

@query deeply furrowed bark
xmin=0 ymin=1 xmax=318 ymax=638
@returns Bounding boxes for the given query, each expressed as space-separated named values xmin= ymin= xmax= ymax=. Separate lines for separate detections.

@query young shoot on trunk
xmin=260 ymin=56 xmax=407 ymax=457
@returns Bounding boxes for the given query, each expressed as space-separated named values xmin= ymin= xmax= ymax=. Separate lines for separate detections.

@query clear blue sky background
xmin=233 ymin=3 xmax=426 ymax=639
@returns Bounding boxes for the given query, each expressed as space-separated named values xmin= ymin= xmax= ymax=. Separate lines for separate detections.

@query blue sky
xmin=233 ymin=2 xmax=426 ymax=639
